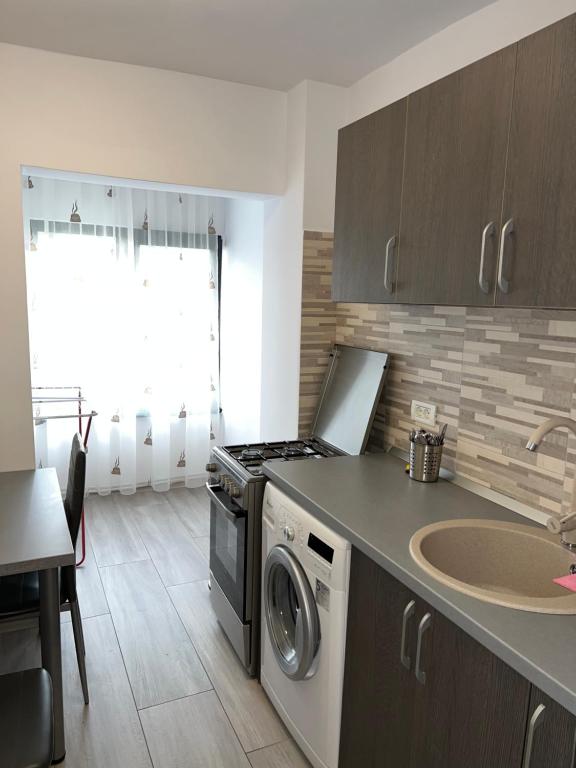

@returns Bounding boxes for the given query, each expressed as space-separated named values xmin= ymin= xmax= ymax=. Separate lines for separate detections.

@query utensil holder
xmin=409 ymin=441 xmax=442 ymax=483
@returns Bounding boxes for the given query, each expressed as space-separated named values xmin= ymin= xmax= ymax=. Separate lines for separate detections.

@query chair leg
xmin=72 ymin=603 xmax=85 ymax=658
xmin=70 ymin=599 xmax=89 ymax=705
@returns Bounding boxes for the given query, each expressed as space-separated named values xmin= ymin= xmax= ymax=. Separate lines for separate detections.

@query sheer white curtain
xmin=23 ymin=175 xmax=220 ymax=493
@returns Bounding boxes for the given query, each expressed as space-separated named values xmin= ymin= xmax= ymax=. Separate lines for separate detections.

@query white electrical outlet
xmin=411 ymin=400 xmax=437 ymax=427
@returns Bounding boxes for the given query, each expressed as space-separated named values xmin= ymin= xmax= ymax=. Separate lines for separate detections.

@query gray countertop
xmin=263 ymin=452 xmax=576 ymax=716
xmin=0 ymin=468 xmax=74 ymax=575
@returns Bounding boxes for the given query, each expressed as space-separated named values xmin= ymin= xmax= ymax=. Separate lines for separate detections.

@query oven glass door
xmin=208 ymin=483 xmax=247 ymax=621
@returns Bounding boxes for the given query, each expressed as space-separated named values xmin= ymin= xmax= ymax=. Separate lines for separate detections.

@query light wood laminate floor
xmin=0 ymin=486 xmax=310 ymax=768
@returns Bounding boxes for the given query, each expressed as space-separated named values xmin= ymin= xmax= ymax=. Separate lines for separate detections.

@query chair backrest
xmin=64 ymin=433 xmax=87 ymax=547
xmin=61 ymin=434 xmax=86 ymax=605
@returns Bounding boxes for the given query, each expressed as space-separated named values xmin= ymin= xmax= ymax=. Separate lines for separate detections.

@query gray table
xmin=0 ymin=468 xmax=75 ymax=763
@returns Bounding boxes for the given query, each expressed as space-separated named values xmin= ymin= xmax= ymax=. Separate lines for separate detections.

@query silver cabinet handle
xmin=400 ymin=600 xmax=416 ymax=669
xmin=479 ymin=221 xmax=495 ymax=294
xmin=497 ymin=218 xmax=514 ymax=294
xmin=522 ymin=703 xmax=546 ymax=768
xmin=384 ymin=235 xmax=397 ymax=294
xmin=414 ymin=612 xmax=432 ymax=684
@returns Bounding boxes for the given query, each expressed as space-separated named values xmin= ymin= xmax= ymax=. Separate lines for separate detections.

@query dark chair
xmin=0 ymin=434 xmax=89 ymax=704
xmin=0 ymin=668 xmax=54 ymax=768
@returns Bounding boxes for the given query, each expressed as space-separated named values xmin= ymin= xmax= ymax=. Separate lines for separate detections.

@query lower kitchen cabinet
xmin=409 ymin=608 xmax=529 ymax=768
xmin=339 ymin=551 xmax=417 ymax=766
xmin=340 ymin=548 xmax=576 ymax=768
xmin=523 ymin=687 xmax=576 ymax=768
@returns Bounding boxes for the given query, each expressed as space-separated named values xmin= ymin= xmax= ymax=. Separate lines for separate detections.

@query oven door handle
xmin=206 ymin=483 xmax=246 ymax=523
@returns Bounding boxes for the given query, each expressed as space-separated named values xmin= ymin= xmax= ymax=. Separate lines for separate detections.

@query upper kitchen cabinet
xmin=332 ymin=98 xmax=407 ymax=302
xmin=497 ymin=15 xmax=576 ymax=307
xmin=395 ymin=47 xmax=516 ymax=305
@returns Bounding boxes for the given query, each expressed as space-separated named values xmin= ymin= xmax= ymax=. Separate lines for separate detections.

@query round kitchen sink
xmin=410 ymin=519 xmax=576 ymax=613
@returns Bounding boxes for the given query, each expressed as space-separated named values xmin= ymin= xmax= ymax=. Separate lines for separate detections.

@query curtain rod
xmin=32 ymin=385 xmax=81 ymax=389
xmin=29 ymin=218 xmax=219 ymax=238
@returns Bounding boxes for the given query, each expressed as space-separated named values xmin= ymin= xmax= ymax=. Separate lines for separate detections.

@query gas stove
xmin=204 ymin=436 xmax=345 ymax=678
xmin=223 ymin=439 xmax=342 ymax=476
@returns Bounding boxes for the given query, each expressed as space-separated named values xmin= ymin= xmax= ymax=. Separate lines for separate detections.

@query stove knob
xmin=283 ymin=526 xmax=295 ymax=542
xmin=230 ymin=484 xmax=241 ymax=499
xmin=205 ymin=462 xmax=218 ymax=473
xmin=222 ymin=476 xmax=230 ymax=492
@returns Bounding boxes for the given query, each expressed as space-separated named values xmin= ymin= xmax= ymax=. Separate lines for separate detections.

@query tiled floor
xmin=0 ymin=487 xmax=310 ymax=768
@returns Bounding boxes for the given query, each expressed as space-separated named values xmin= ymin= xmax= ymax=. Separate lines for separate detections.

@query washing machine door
xmin=264 ymin=544 xmax=321 ymax=681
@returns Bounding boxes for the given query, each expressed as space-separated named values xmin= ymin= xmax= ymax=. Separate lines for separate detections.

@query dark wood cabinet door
xmin=523 ymin=687 xmax=576 ymax=768
xmin=339 ymin=548 xmax=418 ymax=767
xmin=409 ymin=609 xmax=530 ymax=768
xmin=332 ymin=99 xmax=407 ymax=303
xmin=396 ymin=46 xmax=516 ymax=305
xmin=497 ymin=15 xmax=576 ymax=307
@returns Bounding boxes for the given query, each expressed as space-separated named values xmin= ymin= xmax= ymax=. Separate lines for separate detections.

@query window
xmin=26 ymin=213 xmax=220 ymax=492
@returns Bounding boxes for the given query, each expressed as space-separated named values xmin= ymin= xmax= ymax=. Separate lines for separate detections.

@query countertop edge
xmin=263 ymin=464 xmax=576 ymax=717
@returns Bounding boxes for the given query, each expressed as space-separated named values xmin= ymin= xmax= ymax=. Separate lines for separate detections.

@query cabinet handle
xmin=479 ymin=221 xmax=495 ymax=294
xmin=497 ymin=218 xmax=514 ymax=294
xmin=384 ymin=235 xmax=397 ymax=294
xmin=414 ymin=612 xmax=432 ymax=684
xmin=522 ymin=703 xmax=546 ymax=768
xmin=400 ymin=600 xmax=416 ymax=669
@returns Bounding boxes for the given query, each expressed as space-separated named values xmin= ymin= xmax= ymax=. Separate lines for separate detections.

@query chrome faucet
xmin=526 ymin=417 xmax=576 ymax=549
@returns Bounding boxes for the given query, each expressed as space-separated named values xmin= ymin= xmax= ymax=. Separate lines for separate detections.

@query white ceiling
xmin=0 ymin=0 xmax=495 ymax=91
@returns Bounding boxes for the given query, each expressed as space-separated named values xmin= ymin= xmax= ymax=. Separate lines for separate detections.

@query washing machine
xmin=261 ymin=482 xmax=351 ymax=768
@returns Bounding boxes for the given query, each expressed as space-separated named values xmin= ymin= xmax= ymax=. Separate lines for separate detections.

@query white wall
xmin=256 ymin=80 xmax=347 ymax=439
xmin=302 ymin=81 xmax=348 ymax=233
xmin=260 ymin=83 xmax=307 ymax=441
xmin=221 ymin=198 xmax=264 ymax=444
xmin=348 ymin=0 xmax=576 ymax=120
xmin=237 ymin=79 xmax=348 ymax=441
xmin=0 ymin=42 xmax=286 ymax=471
xmin=1 ymin=44 xmax=286 ymax=194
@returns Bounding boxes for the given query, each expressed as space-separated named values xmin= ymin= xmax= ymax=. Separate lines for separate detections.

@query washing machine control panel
xmin=263 ymin=483 xmax=350 ymax=591
xmin=276 ymin=510 xmax=334 ymax=580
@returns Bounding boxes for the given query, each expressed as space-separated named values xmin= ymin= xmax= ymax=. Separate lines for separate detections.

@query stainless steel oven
xmin=206 ymin=456 xmax=265 ymax=676
xmin=207 ymin=483 xmax=246 ymax=619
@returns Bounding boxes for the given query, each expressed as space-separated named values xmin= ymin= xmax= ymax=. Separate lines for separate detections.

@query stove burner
xmin=281 ymin=446 xmax=305 ymax=458
xmin=241 ymin=448 xmax=263 ymax=460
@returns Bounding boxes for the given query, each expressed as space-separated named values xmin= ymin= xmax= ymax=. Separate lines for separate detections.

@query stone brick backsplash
xmin=299 ymin=230 xmax=576 ymax=518
xmin=299 ymin=231 xmax=339 ymax=436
